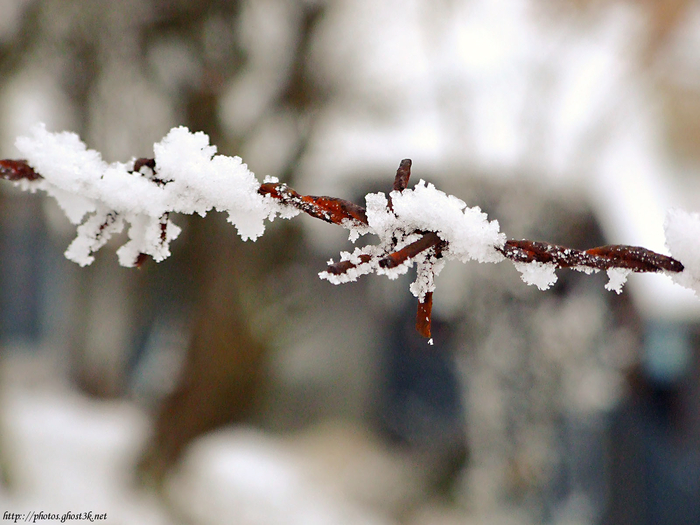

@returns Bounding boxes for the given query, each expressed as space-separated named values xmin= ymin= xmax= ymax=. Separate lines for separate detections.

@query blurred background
xmin=1 ymin=0 xmax=700 ymax=524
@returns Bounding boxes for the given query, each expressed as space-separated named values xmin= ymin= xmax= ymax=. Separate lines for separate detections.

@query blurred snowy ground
xmin=0 ymin=352 xmax=170 ymax=524
xmin=0 ymin=352 xmax=394 ymax=525
xmin=0 ymin=351 xmax=524 ymax=525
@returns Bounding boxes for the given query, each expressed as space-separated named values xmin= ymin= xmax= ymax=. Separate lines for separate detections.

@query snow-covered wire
xmin=1 ymin=124 xmax=696 ymax=337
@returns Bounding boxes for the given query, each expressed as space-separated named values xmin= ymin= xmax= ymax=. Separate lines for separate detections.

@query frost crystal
xmin=513 ymin=261 xmax=558 ymax=290
xmin=604 ymin=267 xmax=631 ymax=294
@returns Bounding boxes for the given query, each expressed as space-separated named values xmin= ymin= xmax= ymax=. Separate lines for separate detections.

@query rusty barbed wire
xmin=0 ymin=157 xmax=685 ymax=338
xmin=258 ymin=181 xmax=368 ymax=227
xmin=500 ymin=240 xmax=683 ymax=273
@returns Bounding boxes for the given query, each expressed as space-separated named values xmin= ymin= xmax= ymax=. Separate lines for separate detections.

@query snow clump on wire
xmin=15 ymin=124 xmax=292 ymax=266
xmin=319 ymin=181 xmax=506 ymax=302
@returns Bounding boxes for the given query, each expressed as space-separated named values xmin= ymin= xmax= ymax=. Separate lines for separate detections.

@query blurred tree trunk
xmin=138 ymin=216 xmax=271 ymax=481
xmin=138 ymin=0 xmax=325 ymax=483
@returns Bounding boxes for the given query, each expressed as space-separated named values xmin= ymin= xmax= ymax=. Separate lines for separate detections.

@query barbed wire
xmin=0 ymin=157 xmax=685 ymax=338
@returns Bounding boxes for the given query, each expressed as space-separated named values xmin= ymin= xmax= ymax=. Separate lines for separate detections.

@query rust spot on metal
xmin=0 ymin=159 xmax=41 ymax=181
xmin=133 ymin=158 xmax=156 ymax=172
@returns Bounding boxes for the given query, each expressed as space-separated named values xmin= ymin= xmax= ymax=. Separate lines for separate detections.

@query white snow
xmin=0 ymin=359 xmax=393 ymax=525
xmin=388 ymin=180 xmax=505 ymax=264
xmin=604 ymin=267 xmax=631 ymax=294
xmin=167 ymin=428 xmax=390 ymax=525
xmin=665 ymin=208 xmax=700 ymax=296
xmin=152 ymin=127 xmax=273 ymax=240
xmin=0 ymin=382 xmax=170 ymax=525
xmin=319 ymin=247 xmax=380 ymax=285
xmin=409 ymin=259 xmax=445 ymax=302
xmin=513 ymin=261 xmax=558 ymax=291
xmin=65 ymin=208 xmax=126 ymax=266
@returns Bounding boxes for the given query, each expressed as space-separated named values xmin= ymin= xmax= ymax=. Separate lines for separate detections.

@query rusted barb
xmin=259 ymin=182 xmax=368 ymax=227
xmin=502 ymin=240 xmax=684 ymax=273
xmin=415 ymin=291 xmax=433 ymax=339
xmin=326 ymin=254 xmax=372 ymax=275
xmin=379 ymin=232 xmax=443 ymax=269
xmin=585 ymin=245 xmax=684 ymax=272
xmin=393 ymin=159 xmax=412 ymax=192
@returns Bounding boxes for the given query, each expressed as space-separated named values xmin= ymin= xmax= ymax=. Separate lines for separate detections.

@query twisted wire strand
xmin=1 ymin=157 xmax=684 ymax=338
